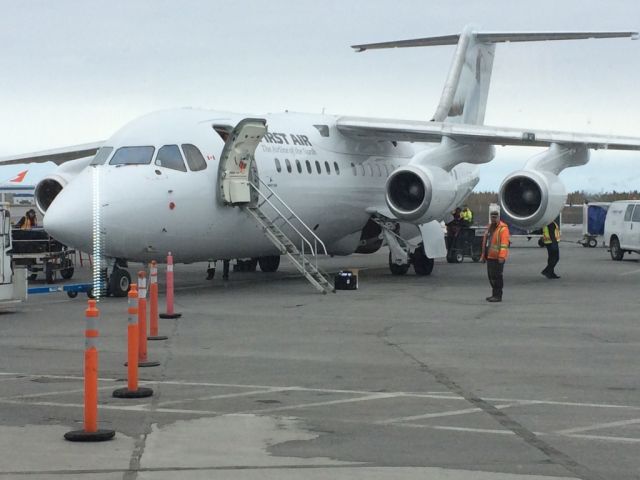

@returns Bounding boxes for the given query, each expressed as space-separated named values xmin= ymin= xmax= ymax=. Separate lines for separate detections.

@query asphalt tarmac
xmin=0 ymin=229 xmax=638 ymax=480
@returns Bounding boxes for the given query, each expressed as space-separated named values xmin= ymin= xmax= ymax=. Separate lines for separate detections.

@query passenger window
xmin=90 ymin=146 xmax=113 ymax=165
xmin=305 ymin=160 xmax=312 ymax=173
xmin=368 ymin=164 xmax=374 ymax=176
xmin=351 ymin=162 xmax=356 ymax=176
xmin=383 ymin=164 xmax=390 ymax=177
xmin=624 ymin=205 xmax=634 ymax=221
xmin=633 ymin=206 xmax=640 ymax=222
xmin=181 ymin=144 xmax=207 ymax=171
xmin=110 ymin=146 xmax=155 ymax=165
xmin=376 ymin=164 xmax=382 ymax=177
xmin=275 ymin=158 xmax=282 ymax=173
xmin=295 ymin=159 xmax=302 ymax=173
xmin=156 ymin=145 xmax=187 ymax=172
xmin=334 ymin=162 xmax=340 ymax=175
xmin=324 ymin=161 xmax=331 ymax=174
xmin=358 ymin=164 xmax=365 ymax=176
xmin=315 ymin=161 xmax=321 ymax=174
xmin=285 ymin=159 xmax=292 ymax=173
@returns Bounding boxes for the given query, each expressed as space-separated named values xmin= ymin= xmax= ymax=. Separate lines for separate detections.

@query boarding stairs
xmin=244 ymin=179 xmax=334 ymax=294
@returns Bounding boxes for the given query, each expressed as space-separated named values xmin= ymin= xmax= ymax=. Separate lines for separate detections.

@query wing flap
xmin=336 ymin=117 xmax=640 ymax=151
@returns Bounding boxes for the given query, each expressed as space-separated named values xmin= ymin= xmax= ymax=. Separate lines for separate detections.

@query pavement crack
xmin=123 ymin=315 xmax=178 ymax=480
xmin=377 ymin=325 xmax=606 ymax=480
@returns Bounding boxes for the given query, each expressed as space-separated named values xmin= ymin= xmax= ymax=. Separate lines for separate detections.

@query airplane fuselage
xmin=43 ymin=108 xmax=443 ymax=263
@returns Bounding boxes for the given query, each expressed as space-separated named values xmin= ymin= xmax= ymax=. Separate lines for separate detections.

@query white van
xmin=604 ymin=200 xmax=640 ymax=260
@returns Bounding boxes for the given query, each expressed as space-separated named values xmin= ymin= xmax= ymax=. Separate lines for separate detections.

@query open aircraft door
xmin=217 ymin=118 xmax=267 ymax=206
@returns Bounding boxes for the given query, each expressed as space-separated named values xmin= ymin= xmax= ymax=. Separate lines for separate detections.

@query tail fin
xmin=352 ymin=27 xmax=638 ymax=126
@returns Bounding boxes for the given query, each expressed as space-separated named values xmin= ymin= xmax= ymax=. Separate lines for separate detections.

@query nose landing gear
xmin=108 ymin=266 xmax=131 ymax=297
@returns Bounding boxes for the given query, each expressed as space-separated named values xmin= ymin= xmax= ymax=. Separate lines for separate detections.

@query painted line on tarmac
xmin=409 ymin=425 xmax=640 ymax=444
xmin=157 ymin=387 xmax=293 ymax=407
xmin=3 ymin=372 xmax=640 ymax=412
xmin=618 ymin=268 xmax=640 ymax=276
xmin=0 ymin=385 xmax=113 ymax=401
xmin=242 ymin=392 xmax=399 ymax=414
xmin=555 ymin=418 xmax=640 ymax=435
xmin=376 ymin=401 xmax=536 ymax=425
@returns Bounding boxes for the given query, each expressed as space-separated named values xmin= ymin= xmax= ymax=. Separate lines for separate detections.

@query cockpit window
xmin=181 ymin=144 xmax=207 ymax=171
xmin=155 ymin=145 xmax=186 ymax=172
xmin=109 ymin=146 xmax=155 ymax=165
xmin=90 ymin=146 xmax=113 ymax=165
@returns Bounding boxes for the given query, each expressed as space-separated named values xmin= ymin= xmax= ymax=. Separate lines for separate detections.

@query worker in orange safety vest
xmin=481 ymin=210 xmax=510 ymax=302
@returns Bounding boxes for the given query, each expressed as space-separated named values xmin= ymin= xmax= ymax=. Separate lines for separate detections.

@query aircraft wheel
xmin=258 ymin=255 xmax=280 ymax=272
xmin=388 ymin=253 xmax=409 ymax=275
xmin=109 ymin=267 xmax=131 ymax=297
xmin=610 ymin=237 xmax=624 ymax=261
xmin=413 ymin=245 xmax=434 ymax=276
xmin=61 ymin=258 xmax=74 ymax=279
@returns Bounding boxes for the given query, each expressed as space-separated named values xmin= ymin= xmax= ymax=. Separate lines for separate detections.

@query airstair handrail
xmin=255 ymin=178 xmax=328 ymax=255
xmin=248 ymin=182 xmax=317 ymax=256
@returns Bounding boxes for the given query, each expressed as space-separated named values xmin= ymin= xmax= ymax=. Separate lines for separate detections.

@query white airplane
xmin=2 ymin=27 xmax=640 ymax=296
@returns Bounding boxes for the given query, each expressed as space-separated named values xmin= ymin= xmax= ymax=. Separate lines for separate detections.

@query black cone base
xmin=148 ymin=335 xmax=168 ymax=341
xmin=113 ymin=386 xmax=153 ymax=398
xmin=159 ymin=312 xmax=182 ymax=319
xmin=124 ymin=360 xmax=160 ymax=368
xmin=64 ymin=429 xmax=115 ymax=442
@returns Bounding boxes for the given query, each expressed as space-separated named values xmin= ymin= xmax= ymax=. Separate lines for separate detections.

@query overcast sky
xmin=0 ymin=0 xmax=638 ymax=191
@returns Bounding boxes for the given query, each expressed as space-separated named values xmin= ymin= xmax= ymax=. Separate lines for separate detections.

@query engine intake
xmin=385 ymin=164 xmax=456 ymax=224
xmin=34 ymin=176 xmax=67 ymax=214
xmin=499 ymin=169 xmax=565 ymax=230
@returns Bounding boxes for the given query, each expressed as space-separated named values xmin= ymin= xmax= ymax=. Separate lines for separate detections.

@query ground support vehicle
xmin=28 ymin=282 xmax=95 ymax=299
xmin=0 ymin=205 xmax=28 ymax=308
xmin=579 ymin=202 xmax=610 ymax=248
xmin=604 ymin=200 xmax=640 ymax=260
xmin=445 ymin=226 xmax=484 ymax=263
xmin=11 ymin=228 xmax=75 ymax=283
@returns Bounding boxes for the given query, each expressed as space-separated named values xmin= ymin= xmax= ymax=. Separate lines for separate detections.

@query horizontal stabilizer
xmin=352 ymin=30 xmax=638 ymax=51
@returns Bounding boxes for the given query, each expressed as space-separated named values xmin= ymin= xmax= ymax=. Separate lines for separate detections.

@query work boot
xmin=487 ymin=296 xmax=502 ymax=302
xmin=549 ymin=273 xmax=561 ymax=279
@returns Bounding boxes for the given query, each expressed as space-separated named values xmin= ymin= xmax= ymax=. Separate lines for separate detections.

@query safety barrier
xmin=159 ymin=252 xmax=181 ymax=319
xmin=147 ymin=261 xmax=168 ymax=340
xmin=136 ymin=271 xmax=160 ymax=367
xmin=113 ymin=284 xmax=153 ymax=399
xmin=64 ymin=300 xmax=115 ymax=442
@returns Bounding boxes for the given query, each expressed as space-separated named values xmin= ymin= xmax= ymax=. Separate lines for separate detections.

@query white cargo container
xmin=603 ymin=200 xmax=640 ymax=260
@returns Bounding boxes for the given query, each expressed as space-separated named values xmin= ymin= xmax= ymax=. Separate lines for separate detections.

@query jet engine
xmin=34 ymin=156 xmax=95 ymax=214
xmin=498 ymin=169 xmax=566 ymax=230
xmin=385 ymin=164 xmax=458 ymax=224
xmin=498 ymin=144 xmax=589 ymax=230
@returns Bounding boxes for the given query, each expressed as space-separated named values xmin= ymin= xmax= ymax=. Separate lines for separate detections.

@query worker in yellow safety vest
xmin=541 ymin=221 xmax=561 ymax=279
xmin=481 ymin=210 xmax=510 ymax=302
xmin=460 ymin=206 xmax=473 ymax=226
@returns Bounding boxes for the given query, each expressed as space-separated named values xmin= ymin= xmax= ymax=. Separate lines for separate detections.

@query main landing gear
xmin=387 ymin=243 xmax=434 ymax=276
xmin=376 ymin=216 xmax=434 ymax=277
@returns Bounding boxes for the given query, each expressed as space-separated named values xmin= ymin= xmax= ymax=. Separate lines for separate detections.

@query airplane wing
xmin=336 ymin=117 xmax=640 ymax=151
xmin=0 ymin=142 xmax=104 ymax=166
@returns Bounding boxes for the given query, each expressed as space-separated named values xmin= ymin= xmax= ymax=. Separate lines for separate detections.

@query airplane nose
xmin=43 ymin=173 xmax=93 ymax=252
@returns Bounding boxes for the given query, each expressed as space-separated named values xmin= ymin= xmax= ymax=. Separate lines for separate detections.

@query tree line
xmin=462 ymin=191 xmax=639 ymax=225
